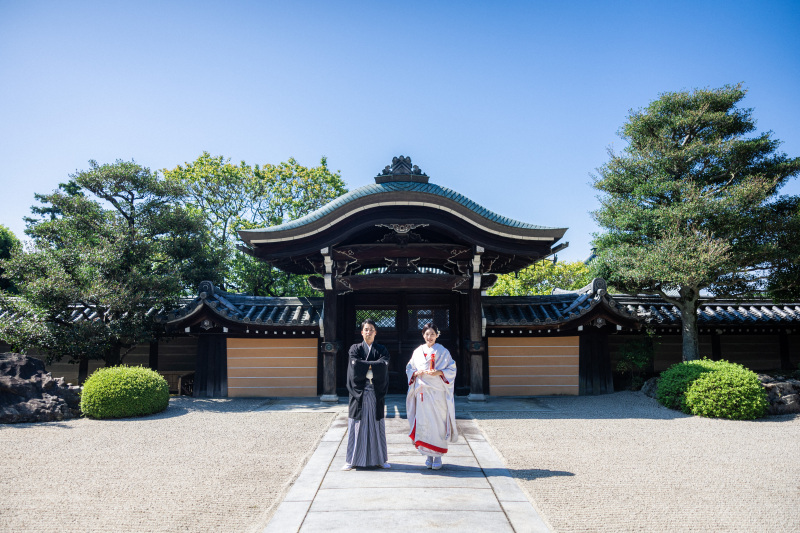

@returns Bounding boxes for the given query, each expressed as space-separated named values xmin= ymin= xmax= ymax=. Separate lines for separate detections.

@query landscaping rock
xmin=0 ymin=352 xmax=81 ymax=423
xmin=640 ymin=377 xmax=659 ymax=398
xmin=771 ymin=393 xmax=800 ymax=415
xmin=758 ymin=374 xmax=800 ymax=415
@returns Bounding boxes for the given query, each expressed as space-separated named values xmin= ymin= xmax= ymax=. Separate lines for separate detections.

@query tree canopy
xmin=592 ymin=84 xmax=800 ymax=361
xmin=0 ymin=225 xmax=21 ymax=294
xmin=0 ymin=160 xmax=220 ymax=371
xmin=487 ymin=260 xmax=593 ymax=296
xmin=163 ymin=153 xmax=347 ymax=296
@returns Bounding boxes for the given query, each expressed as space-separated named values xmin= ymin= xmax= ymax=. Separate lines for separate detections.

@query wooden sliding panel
xmin=227 ymin=338 xmax=318 ymax=397
xmin=488 ymin=337 xmax=580 ymax=396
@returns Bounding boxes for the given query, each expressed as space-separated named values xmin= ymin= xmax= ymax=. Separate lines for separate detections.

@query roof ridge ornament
xmin=375 ymin=155 xmax=430 ymax=184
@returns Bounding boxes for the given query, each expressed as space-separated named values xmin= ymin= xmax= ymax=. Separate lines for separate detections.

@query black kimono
xmin=346 ymin=341 xmax=390 ymax=420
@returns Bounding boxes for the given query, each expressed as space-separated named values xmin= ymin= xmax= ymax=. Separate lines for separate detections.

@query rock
xmin=761 ymin=374 xmax=800 ymax=416
xmin=770 ymin=394 xmax=800 ymax=415
xmin=0 ymin=352 xmax=82 ymax=424
xmin=641 ymin=377 xmax=659 ymax=398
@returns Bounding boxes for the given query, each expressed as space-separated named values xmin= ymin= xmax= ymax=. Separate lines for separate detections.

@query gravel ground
xmin=4 ymin=393 xmax=798 ymax=533
xmin=0 ymin=397 xmax=335 ymax=533
xmin=473 ymin=392 xmax=800 ymax=533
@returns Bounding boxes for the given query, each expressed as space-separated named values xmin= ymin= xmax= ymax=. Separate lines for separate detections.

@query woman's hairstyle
xmin=421 ymin=322 xmax=439 ymax=335
xmin=361 ymin=318 xmax=377 ymax=330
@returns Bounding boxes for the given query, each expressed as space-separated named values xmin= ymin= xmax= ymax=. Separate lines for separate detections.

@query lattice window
xmin=407 ymin=308 xmax=449 ymax=332
xmin=355 ymin=309 xmax=397 ymax=329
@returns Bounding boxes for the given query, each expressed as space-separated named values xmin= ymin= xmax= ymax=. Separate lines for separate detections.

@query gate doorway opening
xmin=338 ymin=292 xmax=465 ymax=395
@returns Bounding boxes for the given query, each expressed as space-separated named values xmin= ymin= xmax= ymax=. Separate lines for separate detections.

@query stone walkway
xmin=263 ymin=397 xmax=550 ymax=533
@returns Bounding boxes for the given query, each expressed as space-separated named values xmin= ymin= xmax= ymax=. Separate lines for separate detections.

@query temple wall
xmin=1 ymin=337 xmax=198 ymax=391
xmin=227 ymin=338 xmax=317 ymax=397
xmin=609 ymin=333 xmax=791 ymax=372
xmin=487 ymin=337 xmax=579 ymax=396
xmin=718 ymin=335 xmax=781 ymax=370
xmin=790 ymin=334 xmax=800 ymax=367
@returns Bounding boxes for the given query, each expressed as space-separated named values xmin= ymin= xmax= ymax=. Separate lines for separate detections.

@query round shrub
xmin=656 ymin=359 xmax=721 ymax=412
xmin=80 ymin=365 xmax=169 ymax=419
xmin=685 ymin=364 xmax=768 ymax=420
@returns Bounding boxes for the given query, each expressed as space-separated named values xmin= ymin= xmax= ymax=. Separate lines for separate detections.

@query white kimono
xmin=405 ymin=343 xmax=458 ymax=456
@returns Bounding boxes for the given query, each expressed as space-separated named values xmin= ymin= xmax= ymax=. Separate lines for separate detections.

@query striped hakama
xmin=345 ymin=384 xmax=388 ymax=467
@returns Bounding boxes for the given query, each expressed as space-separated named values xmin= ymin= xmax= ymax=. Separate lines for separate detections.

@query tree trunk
xmin=104 ymin=344 xmax=121 ymax=367
xmin=78 ymin=357 xmax=89 ymax=385
xmin=677 ymin=300 xmax=701 ymax=361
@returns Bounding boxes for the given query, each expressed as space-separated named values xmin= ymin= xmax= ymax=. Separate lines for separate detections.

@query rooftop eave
xmin=239 ymin=187 xmax=566 ymax=246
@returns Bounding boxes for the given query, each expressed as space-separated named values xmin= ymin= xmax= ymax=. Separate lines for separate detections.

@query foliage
xmin=656 ymin=359 xmax=720 ymax=411
xmin=80 ymin=365 xmax=169 ymax=419
xmin=0 ymin=225 xmax=21 ymax=294
xmin=684 ymin=364 xmax=768 ymax=420
xmin=615 ymin=336 xmax=654 ymax=390
xmin=24 ymin=180 xmax=83 ymax=223
xmin=657 ymin=359 xmax=767 ymax=419
xmin=488 ymin=260 xmax=593 ymax=296
xmin=0 ymin=160 xmax=221 ymax=365
xmin=164 ymin=153 xmax=347 ymax=296
xmin=592 ymin=84 xmax=800 ymax=361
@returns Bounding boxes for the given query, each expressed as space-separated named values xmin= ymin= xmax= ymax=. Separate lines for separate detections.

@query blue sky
xmin=1 ymin=0 xmax=798 ymax=262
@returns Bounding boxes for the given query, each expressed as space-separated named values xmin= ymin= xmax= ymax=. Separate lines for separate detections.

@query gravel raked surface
xmin=473 ymin=391 xmax=800 ymax=533
xmin=0 ymin=397 xmax=336 ymax=533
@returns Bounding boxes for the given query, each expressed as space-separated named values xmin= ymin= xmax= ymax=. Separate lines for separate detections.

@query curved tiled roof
xmin=611 ymin=295 xmax=800 ymax=326
xmin=483 ymin=280 xmax=800 ymax=329
xmin=241 ymin=181 xmax=559 ymax=235
xmin=160 ymin=283 xmax=322 ymax=328
xmin=484 ymin=286 xmax=635 ymax=328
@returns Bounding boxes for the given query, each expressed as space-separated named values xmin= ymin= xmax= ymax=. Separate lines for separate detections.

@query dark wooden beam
xmin=468 ymin=288 xmax=485 ymax=401
xmin=579 ymin=329 xmax=613 ymax=395
xmin=148 ymin=341 xmax=159 ymax=371
xmin=780 ymin=331 xmax=791 ymax=371
xmin=331 ymin=273 xmax=499 ymax=293
xmin=194 ymin=335 xmax=227 ymax=398
xmin=321 ymin=289 xmax=339 ymax=401
xmin=711 ymin=333 xmax=722 ymax=361
xmin=331 ymin=244 xmax=471 ymax=262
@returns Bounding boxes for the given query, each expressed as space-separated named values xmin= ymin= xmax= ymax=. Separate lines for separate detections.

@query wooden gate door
xmin=339 ymin=292 xmax=461 ymax=395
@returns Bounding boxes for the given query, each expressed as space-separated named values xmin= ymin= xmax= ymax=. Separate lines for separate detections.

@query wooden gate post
xmin=468 ymin=288 xmax=486 ymax=401
xmin=320 ymin=289 xmax=340 ymax=402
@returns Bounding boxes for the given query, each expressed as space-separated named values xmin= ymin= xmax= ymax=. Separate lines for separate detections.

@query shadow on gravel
xmin=87 ymin=398 xmax=277 ymax=422
xmin=465 ymin=392 xmax=800 ymax=423
xmin=463 ymin=392 xmax=690 ymax=421
xmin=484 ymin=466 xmax=575 ymax=479
xmin=0 ymin=420 xmax=77 ymax=429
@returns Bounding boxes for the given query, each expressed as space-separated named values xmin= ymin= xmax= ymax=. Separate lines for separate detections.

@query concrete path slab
xmin=263 ymin=397 xmax=552 ymax=533
xmin=298 ymin=510 xmax=515 ymax=533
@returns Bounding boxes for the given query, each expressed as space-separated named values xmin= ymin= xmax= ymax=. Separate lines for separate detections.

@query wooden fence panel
xmin=488 ymin=337 xmax=579 ymax=396
xmin=227 ymin=338 xmax=317 ymax=397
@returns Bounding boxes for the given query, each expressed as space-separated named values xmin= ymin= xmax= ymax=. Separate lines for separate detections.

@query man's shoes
xmin=431 ymin=456 xmax=442 ymax=470
xmin=341 ymin=463 xmax=354 ymax=471
xmin=425 ymin=456 xmax=433 ymax=469
xmin=381 ymin=462 xmax=391 ymax=469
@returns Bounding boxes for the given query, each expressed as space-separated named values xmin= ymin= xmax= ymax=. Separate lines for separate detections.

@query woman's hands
xmin=414 ymin=369 xmax=443 ymax=377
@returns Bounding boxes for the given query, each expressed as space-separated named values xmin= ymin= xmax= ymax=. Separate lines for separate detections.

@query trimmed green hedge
xmin=656 ymin=359 xmax=719 ymax=412
xmin=657 ymin=359 xmax=768 ymax=420
xmin=685 ymin=367 xmax=768 ymax=420
xmin=80 ymin=365 xmax=170 ymax=419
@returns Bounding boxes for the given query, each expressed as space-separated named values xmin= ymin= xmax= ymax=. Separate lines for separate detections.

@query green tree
xmin=0 ymin=225 xmax=21 ymax=294
xmin=164 ymin=152 xmax=347 ymax=296
xmin=487 ymin=260 xmax=593 ymax=296
xmin=0 ymin=160 xmax=221 ymax=378
xmin=592 ymin=84 xmax=800 ymax=361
